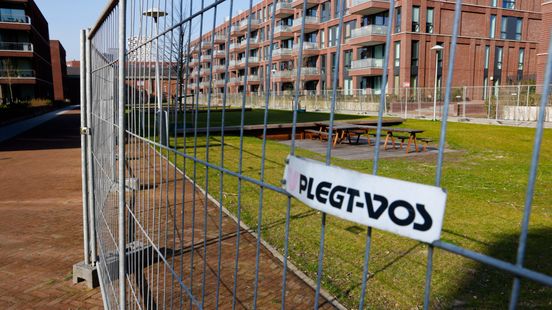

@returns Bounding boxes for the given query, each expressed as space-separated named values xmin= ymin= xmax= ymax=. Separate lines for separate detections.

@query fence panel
xmin=81 ymin=0 xmax=552 ymax=309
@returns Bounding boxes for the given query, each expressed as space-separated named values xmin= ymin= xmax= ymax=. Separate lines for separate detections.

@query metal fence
xmin=79 ymin=0 xmax=552 ymax=309
xmin=187 ymin=85 xmax=552 ymax=124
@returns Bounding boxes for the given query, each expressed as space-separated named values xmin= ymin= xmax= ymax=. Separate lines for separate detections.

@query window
xmin=394 ymin=41 xmax=401 ymax=68
xmin=501 ymin=16 xmax=522 ymax=40
xmin=345 ymin=21 xmax=356 ymax=39
xmin=411 ymin=40 xmax=419 ymax=69
xmin=503 ymin=0 xmax=515 ymax=9
xmin=329 ymin=26 xmax=337 ymax=47
xmin=395 ymin=7 xmax=401 ymax=33
xmin=489 ymin=15 xmax=496 ymax=38
xmin=331 ymin=52 xmax=337 ymax=76
xmin=344 ymin=50 xmax=353 ymax=70
xmin=412 ymin=6 xmax=420 ymax=32
xmin=426 ymin=8 xmax=434 ymax=33
xmin=491 ymin=0 xmax=497 ymax=7
xmin=321 ymin=2 xmax=331 ymax=22
xmin=495 ymin=46 xmax=503 ymax=70
xmin=518 ymin=48 xmax=525 ymax=71
xmin=484 ymin=45 xmax=490 ymax=70
xmin=333 ymin=0 xmax=339 ymax=19
xmin=320 ymin=29 xmax=326 ymax=48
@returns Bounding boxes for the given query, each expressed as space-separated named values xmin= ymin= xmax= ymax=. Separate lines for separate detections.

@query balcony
xmin=239 ymin=19 xmax=262 ymax=31
xmin=347 ymin=25 xmax=387 ymax=46
xmin=214 ymin=79 xmax=226 ymax=87
xmin=273 ymin=25 xmax=293 ymax=40
xmin=348 ymin=58 xmax=384 ymax=76
xmin=202 ymin=42 xmax=212 ymax=50
xmin=213 ymin=64 xmax=227 ymax=73
xmin=272 ymin=48 xmax=293 ymax=60
xmin=275 ymin=3 xmax=294 ymax=18
xmin=229 ymin=75 xmax=260 ymax=85
xmin=200 ymin=55 xmax=212 ymax=63
xmin=292 ymin=67 xmax=319 ymax=80
xmin=292 ymin=16 xmax=319 ymax=33
xmin=291 ymin=0 xmax=323 ymax=9
xmin=293 ymin=41 xmax=319 ymax=56
xmin=350 ymin=0 xmax=390 ymax=16
xmin=237 ymin=57 xmax=260 ymax=67
xmin=0 ymin=69 xmax=35 ymax=78
xmin=214 ymin=34 xmax=227 ymax=44
xmin=237 ymin=38 xmax=260 ymax=51
xmin=213 ymin=50 xmax=226 ymax=59
xmin=229 ymin=43 xmax=239 ymax=51
xmin=0 ymin=42 xmax=33 ymax=52
xmin=272 ymin=70 xmax=292 ymax=79
xmin=189 ymin=58 xmax=199 ymax=66
xmin=0 ymin=14 xmax=31 ymax=24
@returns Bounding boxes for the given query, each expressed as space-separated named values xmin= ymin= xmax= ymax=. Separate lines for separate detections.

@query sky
xmin=36 ymin=0 xmax=254 ymax=61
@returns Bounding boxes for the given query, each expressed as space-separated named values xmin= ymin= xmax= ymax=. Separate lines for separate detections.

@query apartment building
xmin=184 ymin=0 xmax=547 ymax=97
xmin=0 ymin=0 xmax=54 ymax=103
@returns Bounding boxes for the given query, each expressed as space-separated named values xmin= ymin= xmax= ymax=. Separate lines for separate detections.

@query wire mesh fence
xmin=79 ymin=0 xmax=552 ymax=309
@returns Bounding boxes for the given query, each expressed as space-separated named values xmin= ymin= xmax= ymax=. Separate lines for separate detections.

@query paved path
xmin=0 ymin=108 xmax=103 ymax=309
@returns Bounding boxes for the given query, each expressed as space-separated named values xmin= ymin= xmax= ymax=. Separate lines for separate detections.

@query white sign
xmin=283 ymin=156 xmax=447 ymax=243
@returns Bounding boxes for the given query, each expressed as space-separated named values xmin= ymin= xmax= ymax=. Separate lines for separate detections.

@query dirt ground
xmin=0 ymin=108 xmax=103 ymax=309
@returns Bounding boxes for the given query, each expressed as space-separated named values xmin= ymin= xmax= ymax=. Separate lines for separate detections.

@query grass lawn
xmin=163 ymin=110 xmax=552 ymax=309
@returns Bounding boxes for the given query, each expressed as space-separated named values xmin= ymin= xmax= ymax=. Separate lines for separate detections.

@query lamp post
xmin=143 ymin=8 xmax=168 ymax=145
xmin=431 ymin=44 xmax=444 ymax=121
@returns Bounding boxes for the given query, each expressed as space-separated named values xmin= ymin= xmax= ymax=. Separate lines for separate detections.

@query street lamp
xmin=431 ymin=44 xmax=444 ymax=121
xmin=143 ymin=8 xmax=168 ymax=145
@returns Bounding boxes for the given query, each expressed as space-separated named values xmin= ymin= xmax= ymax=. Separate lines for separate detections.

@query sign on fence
xmin=283 ymin=155 xmax=447 ymax=243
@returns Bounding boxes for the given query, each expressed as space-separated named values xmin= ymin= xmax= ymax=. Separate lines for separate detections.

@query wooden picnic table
xmin=312 ymin=122 xmax=427 ymax=153
xmin=353 ymin=125 xmax=425 ymax=153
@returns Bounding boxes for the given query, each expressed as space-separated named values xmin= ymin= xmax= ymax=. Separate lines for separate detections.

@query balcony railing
xmin=0 ymin=42 xmax=33 ymax=52
xmin=0 ymin=14 xmax=31 ymax=24
xmin=274 ymin=25 xmax=292 ymax=34
xmin=0 ymin=69 xmax=35 ymax=78
xmin=293 ymin=16 xmax=319 ymax=27
xmin=272 ymin=70 xmax=293 ymax=79
xmin=238 ymin=57 xmax=260 ymax=65
xmin=351 ymin=58 xmax=384 ymax=69
xmin=239 ymin=19 xmax=262 ymax=29
xmin=230 ymin=75 xmax=260 ymax=83
xmin=351 ymin=0 xmax=389 ymax=5
xmin=275 ymin=2 xmax=293 ymax=10
xmin=239 ymin=38 xmax=259 ymax=47
xmin=350 ymin=24 xmax=388 ymax=38
xmin=293 ymin=67 xmax=319 ymax=76
xmin=272 ymin=48 xmax=293 ymax=57
xmin=293 ymin=42 xmax=319 ymax=51
xmin=213 ymin=50 xmax=225 ymax=57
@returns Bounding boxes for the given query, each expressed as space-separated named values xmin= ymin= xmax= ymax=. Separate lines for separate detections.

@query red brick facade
xmin=183 ymin=0 xmax=548 ymax=96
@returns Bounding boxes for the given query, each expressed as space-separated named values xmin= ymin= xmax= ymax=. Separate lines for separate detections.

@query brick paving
xmin=0 ymin=109 xmax=341 ymax=309
xmin=0 ymin=109 xmax=103 ymax=309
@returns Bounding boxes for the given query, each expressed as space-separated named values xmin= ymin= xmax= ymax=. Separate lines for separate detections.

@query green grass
xmin=164 ymin=110 xmax=552 ymax=309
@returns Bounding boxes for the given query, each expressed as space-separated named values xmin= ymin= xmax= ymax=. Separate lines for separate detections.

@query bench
xmin=304 ymin=129 xmax=321 ymax=140
xmin=416 ymin=137 xmax=433 ymax=152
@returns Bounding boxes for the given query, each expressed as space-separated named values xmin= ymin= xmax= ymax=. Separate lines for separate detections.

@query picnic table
xmin=309 ymin=122 xmax=429 ymax=153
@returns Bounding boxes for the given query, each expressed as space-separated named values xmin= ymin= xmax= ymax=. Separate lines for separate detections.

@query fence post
xmin=404 ymin=87 xmax=409 ymax=119
xmin=117 ymin=1 xmax=127 ymax=308
xmin=79 ymin=28 xmax=90 ymax=266
xmin=461 ymin=86 xmax=465 ymax=118
xmin=496 ymin=87 xmax=500 ymax=120
xmin=516 ymin=84 xmax=521 ymax=122
xmin=526 ymin=85 xmax=531 ymax=121
xmin=85 ymin=29 xmax=96 ymax=264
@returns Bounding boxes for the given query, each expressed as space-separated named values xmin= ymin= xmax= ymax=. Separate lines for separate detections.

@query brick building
xmin=0 ymin=0 xmax=53 ymax=103
xmin=50 ymin=40 xmax=67 ymax=103
xmin=182 ymin=0 xmax=548 ymax=97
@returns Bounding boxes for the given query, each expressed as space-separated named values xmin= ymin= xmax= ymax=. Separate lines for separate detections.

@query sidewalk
xmin=0 ymin=108 xmax=103 ymax=309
